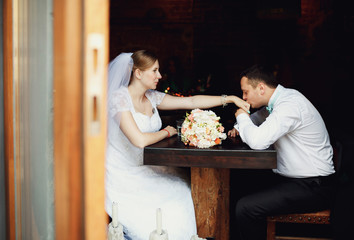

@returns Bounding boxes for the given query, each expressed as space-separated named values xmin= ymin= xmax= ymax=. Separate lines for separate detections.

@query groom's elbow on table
xmin=241 ymin=134 xmax=271 ymax=150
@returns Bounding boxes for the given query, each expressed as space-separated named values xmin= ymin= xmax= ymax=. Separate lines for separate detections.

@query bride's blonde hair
xmin=131 ymin=50 xmax=158 ymax=73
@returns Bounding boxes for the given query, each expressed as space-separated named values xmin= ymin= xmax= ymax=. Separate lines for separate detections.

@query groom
xmin=229 ymin=65 xmax=336 ymax=240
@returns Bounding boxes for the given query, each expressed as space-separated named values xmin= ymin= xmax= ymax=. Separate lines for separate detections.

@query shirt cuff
xmin=236 ymin=113 xmax=250 ymax=124
xmin=233 ymin=123 xmax=240 ymax=132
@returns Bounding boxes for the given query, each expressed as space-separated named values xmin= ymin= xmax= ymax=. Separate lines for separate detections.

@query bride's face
xmin=140 ymin=60 xmax=162 ymax=89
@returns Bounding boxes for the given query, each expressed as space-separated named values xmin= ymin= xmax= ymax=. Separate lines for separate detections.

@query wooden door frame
xmin=54 ymin=0 xmax=109 ymax=239
xmin=53 ymin=0 xmax=84 ymax=238
xmin=82 ymin=0 xmax=109 ymax=239
xmin=3 ymin=0 xmax=109 ymax=239
xmin=3 ymin=0 xmax=16 ymax=239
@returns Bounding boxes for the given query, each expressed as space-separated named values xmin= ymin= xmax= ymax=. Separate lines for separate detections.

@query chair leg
xmin=267 ymin=220 xmax=276 ymax=240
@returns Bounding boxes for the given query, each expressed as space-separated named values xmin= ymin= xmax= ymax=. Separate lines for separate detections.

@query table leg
xmin=191 ymin=168 xmax=230 ymax=240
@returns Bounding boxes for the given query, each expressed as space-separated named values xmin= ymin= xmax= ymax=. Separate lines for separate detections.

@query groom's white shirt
xmin=235 ymin=85 xmax=335 ymax=178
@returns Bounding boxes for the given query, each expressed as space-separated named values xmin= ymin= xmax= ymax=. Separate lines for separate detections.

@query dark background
xmin=109 ymin=0 xmax=354 ymax=238
xmin=110 ymin=0 xmax=354 ymax=135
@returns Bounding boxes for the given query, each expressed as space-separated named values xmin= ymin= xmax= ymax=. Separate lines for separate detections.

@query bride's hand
xmin=232 ymin=96 xmax=250 ymax=113
xmin=164 ymin=126 xmax=177 ymax=137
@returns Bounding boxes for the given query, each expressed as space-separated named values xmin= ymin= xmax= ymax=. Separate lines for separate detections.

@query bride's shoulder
xmin=108 ymin=87 xmax=132 ymax=116
xmin=112 ymin=86 xmax=129 ymax=99
xmin=116 ymin=86 xmax=128 ymax=94
xmin=109 ymin=87 xmax=131 ymax=107
xmin=146 ymin=89 xmax=166 ymax=105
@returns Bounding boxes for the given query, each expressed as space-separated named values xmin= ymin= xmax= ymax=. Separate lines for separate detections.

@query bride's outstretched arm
xmin=119 ymin=111 xmax=177 ymax=148
xmin=158 ymin=94 xmax=250 ymax=112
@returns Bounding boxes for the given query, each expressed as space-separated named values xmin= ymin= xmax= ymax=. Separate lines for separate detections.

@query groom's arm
xmin=236 ymin=103 xmax=301 ymax=150
xmin=231 ymin=107 xmax=268 ymax=136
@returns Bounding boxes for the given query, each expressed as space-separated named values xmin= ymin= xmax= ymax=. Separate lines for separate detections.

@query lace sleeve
xmin=146 ymin=90 xmax=166 ymax=106
xmin=109 ymin=87 xmax=131 ymax=117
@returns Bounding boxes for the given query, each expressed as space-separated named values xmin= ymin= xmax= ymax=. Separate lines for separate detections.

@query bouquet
xmin=181 ymin=109 xmax=227 ymax=148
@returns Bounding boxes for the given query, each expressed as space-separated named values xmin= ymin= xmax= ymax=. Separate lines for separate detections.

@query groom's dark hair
xmin=240 ymin=64 xmax=278 ymax=88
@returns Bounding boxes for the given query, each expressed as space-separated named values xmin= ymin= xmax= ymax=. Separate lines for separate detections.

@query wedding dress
xmin=105 ymin=86 xmax=197 ymax=240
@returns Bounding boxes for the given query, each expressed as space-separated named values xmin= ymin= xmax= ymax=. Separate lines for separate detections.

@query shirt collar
xmin=266 ymin=85 xmax=284 ymax=113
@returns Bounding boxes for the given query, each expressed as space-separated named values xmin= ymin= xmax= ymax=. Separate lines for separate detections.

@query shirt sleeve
xmin=237 ymin=102 xmax=302 ymax=150
xmin=234 ymin=107 xmax=268 ymax=131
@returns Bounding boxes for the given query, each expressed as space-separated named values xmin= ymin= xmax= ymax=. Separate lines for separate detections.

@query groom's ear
xmin=258 ymin=82 xmax=266 ymax=95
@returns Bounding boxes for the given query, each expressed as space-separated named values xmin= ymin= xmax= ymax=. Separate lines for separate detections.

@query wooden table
xmin=144 ymin=136 xmax=276 ymax=240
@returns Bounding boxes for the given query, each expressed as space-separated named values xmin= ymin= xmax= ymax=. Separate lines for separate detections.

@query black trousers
xmin=235 ymin=173 xmax=336 ymax=240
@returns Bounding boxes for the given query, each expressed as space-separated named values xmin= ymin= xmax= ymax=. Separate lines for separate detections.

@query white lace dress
xmin=105 ymin=87 xmax=197 ymax=240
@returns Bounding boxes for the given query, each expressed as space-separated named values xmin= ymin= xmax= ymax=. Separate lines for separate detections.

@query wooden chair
xmin=266 ymin=209 xmax=332 ymax=240
xmin=266 ymin=141 xmax=342 ymax=240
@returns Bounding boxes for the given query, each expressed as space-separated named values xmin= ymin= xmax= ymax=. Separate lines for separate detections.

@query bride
xmin=105 ymin=50 xmax=250 ymax=240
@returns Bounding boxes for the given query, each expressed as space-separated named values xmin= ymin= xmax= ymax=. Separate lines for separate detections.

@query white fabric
xmin=105 ymin=87 xmax=197 ymax=240
xmin=108 ymin=52 xmax=134 ymax=135
xmin=235 ymin=85 xmax=335 ymax=178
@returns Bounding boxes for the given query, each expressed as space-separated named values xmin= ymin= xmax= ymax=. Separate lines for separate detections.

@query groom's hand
xmin=228 ymin=128 xmax=239 ymax=137
xmin=235 ymin=108 xmax=249 ymax=118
